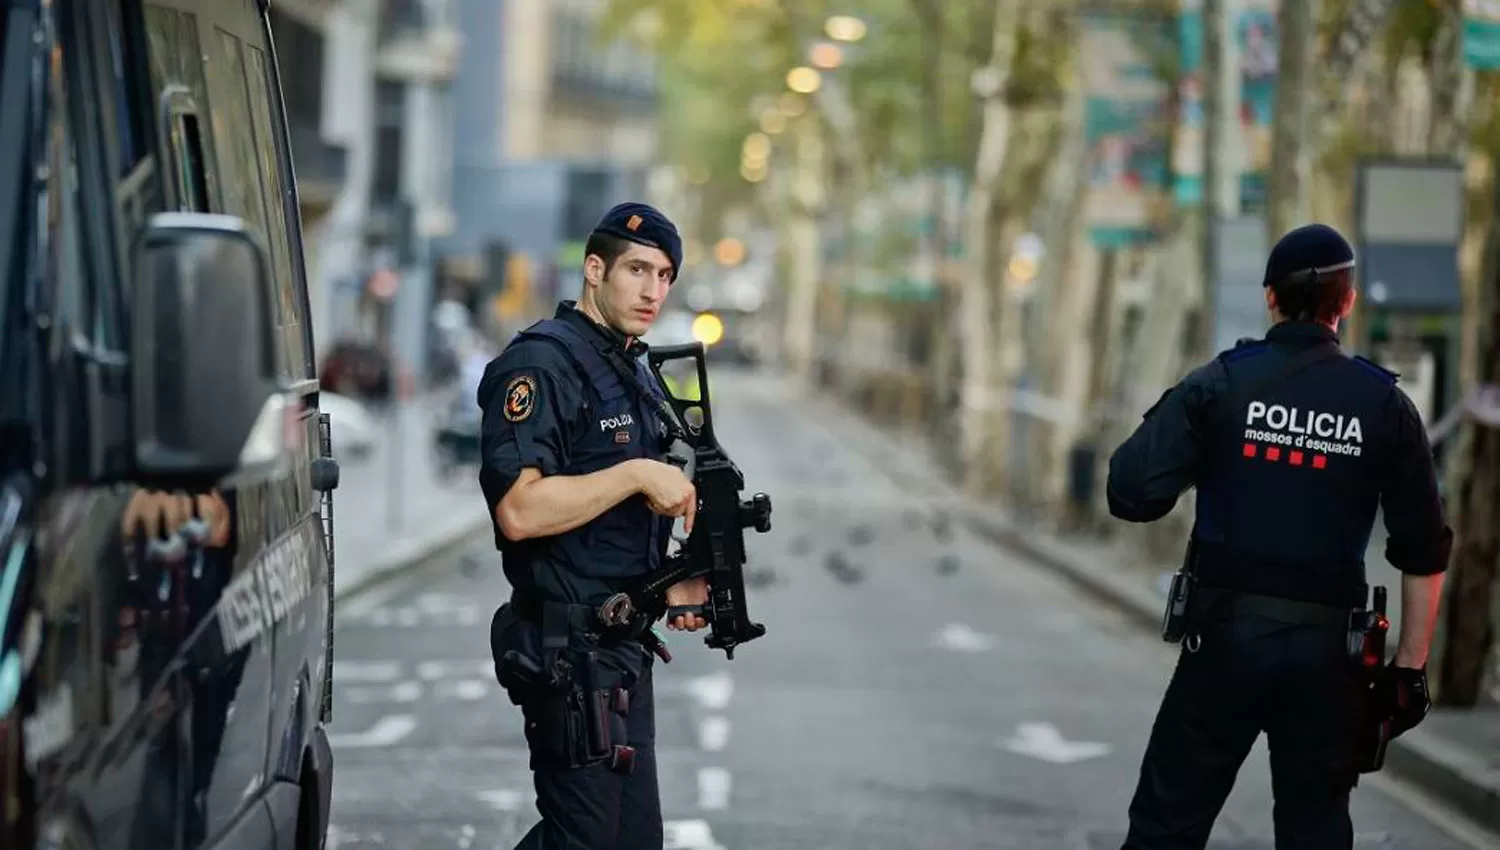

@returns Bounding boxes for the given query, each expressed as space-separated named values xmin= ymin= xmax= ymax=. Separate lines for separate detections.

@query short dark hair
xmin=584 ymin=232 xmax=633 ymax=277
xmin=1268 ymin=267 xmax=1354 ymax=323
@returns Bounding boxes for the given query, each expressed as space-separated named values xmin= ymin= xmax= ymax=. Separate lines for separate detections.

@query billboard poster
xmin=1080 ymin=10 xmax=1174 ymax=246
xmin=1465 ymin=0 xmax=1500 ymax=68
xmin=1173 ymin=0 xmax=1278 ymax=215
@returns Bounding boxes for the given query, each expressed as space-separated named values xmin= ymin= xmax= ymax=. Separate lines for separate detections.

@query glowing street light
xmin=786 ymin=66 xmax=822 ymax=94
xmin=809 ymin=41 xmax=844 ymax=70
xmin=741 ymin=161 xmax=768 ymax=183
xmin=760 ymin=109 xmax=787 ymax=134
xmin=742 ymin=132 xmax=772 ymax=160
xmin=824 ymin=15 xmax=866 ymax=43
xmin=714 ymin=237 xmax=747 ymax=266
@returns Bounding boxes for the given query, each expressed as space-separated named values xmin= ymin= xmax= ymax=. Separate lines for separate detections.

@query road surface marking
xmin=663 ymin=820 xmax=726 ymax=850
xmin=476 ymin=789 xmax=525 ymax=812
xmin=696 ymin=767 xmax=731 ymax=810
xmin=999 ymin=722 xmax=1111 ymax=764
xmin=334 ymin=660 xmax=403 ymax=683
xmin=328 ymin=714 xmax=417 ymax=749
xmin=698 ymin=716 xmax=730 ymax=752
xmin=933 ymin=622 xmax=995 ymax=652
xmin=685 ymin=671 xmax=733 ymax=709
xmin=440 ymin=679 xmax=491 ymax=701
xmin=416 ymin=659 xmax=493 ymax=681
xmin=344 ymin=681 xmax=423 ymax=704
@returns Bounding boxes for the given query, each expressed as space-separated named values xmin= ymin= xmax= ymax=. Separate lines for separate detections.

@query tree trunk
xmin=957 ymin=0 xmax=1024 ymax=494
xmin=1265 ymin=0 xmax=1319 ymax=241
xmin=1439 ymin=190 xmax=1500 ymax=705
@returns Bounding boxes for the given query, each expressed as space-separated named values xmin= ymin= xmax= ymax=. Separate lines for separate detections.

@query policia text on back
xmin=1105 ymin=223 xmax=1451 ymax=850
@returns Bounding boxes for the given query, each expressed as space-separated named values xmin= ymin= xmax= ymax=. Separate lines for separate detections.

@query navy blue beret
xmin=592 ymin=202 xmax=682 ymax=280
xmin=1262 ymin=223 xmax=1356 ymax=286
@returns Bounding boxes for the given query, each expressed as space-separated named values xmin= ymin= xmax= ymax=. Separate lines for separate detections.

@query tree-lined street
xmin=323 ymin=372 xmax=1494 ymax=849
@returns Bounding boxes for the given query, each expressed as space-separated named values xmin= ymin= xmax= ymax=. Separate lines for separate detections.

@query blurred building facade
xmin=437 ymin=0 xmax=660 ymax=339
xmin=299 ymin=0 xmax=460 ymax=389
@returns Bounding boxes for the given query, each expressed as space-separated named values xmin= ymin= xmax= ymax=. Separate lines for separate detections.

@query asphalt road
xmin=323 ymin=371 xmax=1491 ymax=850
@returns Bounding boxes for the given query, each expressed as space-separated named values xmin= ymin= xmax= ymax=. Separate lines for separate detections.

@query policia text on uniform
xmin=1107 ymin=224 xmax=1450 ymax=850
xmin=477 ymin=203 xmax=772 ymax=849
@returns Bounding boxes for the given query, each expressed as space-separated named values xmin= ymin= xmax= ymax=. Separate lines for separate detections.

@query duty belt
xmin=1187 ymin=587 xmax=1352 ymax=631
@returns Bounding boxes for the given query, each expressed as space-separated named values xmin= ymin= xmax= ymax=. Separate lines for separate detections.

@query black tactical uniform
xmin=479 ymin=203 xmax=682 ymax=850
xmin=1106 ymin=225 xmax=1451 ymax=849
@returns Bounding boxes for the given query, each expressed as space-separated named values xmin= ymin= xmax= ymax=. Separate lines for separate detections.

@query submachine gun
xmin=595 ymin=342 xmax=773 ymax=660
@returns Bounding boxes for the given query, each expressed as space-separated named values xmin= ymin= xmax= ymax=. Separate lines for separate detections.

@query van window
xmin=241 ymin=42 xmax=308 ymax=381
xmin=142 ymin=5 xmax=220 ymax=212
xmin=140 ymin=3 xmax=308 ymax=383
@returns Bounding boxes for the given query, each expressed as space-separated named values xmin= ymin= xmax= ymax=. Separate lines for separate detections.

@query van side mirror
xmin=132 ymin=213 xmax=292 ymax=490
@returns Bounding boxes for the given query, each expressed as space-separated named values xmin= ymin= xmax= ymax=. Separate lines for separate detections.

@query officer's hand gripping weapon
xmin=594 ymin=342 xmax=773 ymax=660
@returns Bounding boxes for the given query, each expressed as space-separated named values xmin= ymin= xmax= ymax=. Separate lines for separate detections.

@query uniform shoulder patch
xmin=1352 ymin=355 xmax=1400 ymax=384
xmin=503 ymin=375 xmax=538 ymax=422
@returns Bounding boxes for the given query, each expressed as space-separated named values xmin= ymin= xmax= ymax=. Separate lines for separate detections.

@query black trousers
xmin=513 ymin=645 xmax=662 ymax=850
xmin=1123 ymin=616 xmax=1361 ymax=850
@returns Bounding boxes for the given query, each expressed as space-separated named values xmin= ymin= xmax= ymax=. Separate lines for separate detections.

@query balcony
xmin=376 ymin=0 xmax=461 ymax=82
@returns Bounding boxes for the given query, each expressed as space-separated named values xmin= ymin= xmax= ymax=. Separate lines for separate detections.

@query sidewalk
xmin=329 ymin=397 xmax=491 ymax=601
xmin=793 ymin=377 xmax=1500 ymax=835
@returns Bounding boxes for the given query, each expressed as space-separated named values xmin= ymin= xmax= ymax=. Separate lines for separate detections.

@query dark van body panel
xmin=0 ymin=1 xmax=335 ymax=849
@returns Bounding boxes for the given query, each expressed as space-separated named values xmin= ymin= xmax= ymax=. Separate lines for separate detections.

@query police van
xmin=0 ymin=1 xmax=337 ymax=848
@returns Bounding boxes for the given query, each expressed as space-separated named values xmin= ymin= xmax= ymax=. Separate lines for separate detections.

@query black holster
xmin=1160 ymin=541 xmax=1198 ymax=644
xmin=1349 ymin=585 xmax=1392 ymax=774
xmin=490 ymin=599 xmax=639 ymax=775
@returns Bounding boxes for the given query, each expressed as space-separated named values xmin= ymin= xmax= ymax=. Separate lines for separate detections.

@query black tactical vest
xmin=1191 ymin=339 xmax=1398 ymax=607
xmin=509 ymin=318 xmax=672 ymax=580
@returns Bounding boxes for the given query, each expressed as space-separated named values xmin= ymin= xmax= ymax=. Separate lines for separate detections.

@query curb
xmin=1383 ymin=722 xmax=1500 ymax=836
xmin=805 ymin=381 xmax=1500 ymax=834
xmin=332 ymin=513 xmax=492 ymax=603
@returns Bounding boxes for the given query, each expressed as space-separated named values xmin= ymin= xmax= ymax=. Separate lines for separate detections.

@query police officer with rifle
xmin=1105 ymin=224 xmax=1451 ymax=849
xmin=478 ymin=202 xmax=772 ymax=849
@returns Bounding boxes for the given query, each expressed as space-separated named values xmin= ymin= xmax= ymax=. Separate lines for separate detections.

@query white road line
xmin=698 ymin=717 xmax=730 ymax=752
xmin=441 ymin=679 xmax=491 ymax=701
xmin=932 ymin=622 xmax=996 ymax=653
xmin=685 ymin=672 xmax=733 ymax=710
xmin=663 ymin=820 xmax=726 ymax=850
xmin=476 ymin=789 xmax=525 ymax=812
xmin=344 ymin=681 xmax=423 ymax=704
xmin=328 ymin=714 xmax=417 ymax=749
xmin=417 ymin=659 xmax=493 ymax=681
xmin=696 ymin=767 xmax=731 ymax=811
xmin=333 ymin=660 xmax=403 ymax=683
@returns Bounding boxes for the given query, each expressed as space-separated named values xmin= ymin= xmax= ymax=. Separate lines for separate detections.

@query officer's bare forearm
xmin=1394 ymin=571 xmax=1445 ymax=668
xmin=496 ymin=462 xmax=642 ymax=541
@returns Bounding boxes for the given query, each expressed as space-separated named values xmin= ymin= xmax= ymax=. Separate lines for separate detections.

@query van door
xmin=137 ymin=3 xmax=278 ymax=847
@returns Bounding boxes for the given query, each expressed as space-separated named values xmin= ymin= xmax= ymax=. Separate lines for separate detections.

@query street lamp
xmin=786 ymin=66 xmax=822 ymax=94
xmin=824 ymin=15 xmax=866 ymax=43
xmin=809 ymin=41 xmax=844 ymax=70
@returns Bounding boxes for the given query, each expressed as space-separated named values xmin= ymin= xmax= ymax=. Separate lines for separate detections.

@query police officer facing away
xmin=1106 ymin=224 xmax=1452 ymax=849
xmin=479 ymin=203 xmax=708 ymax=849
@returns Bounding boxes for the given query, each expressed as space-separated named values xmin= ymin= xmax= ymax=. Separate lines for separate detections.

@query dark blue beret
xmin=1262 ymin=223 xmax=1356 ymax=286
xmin=592 ymin=202 xmax=682 ymax=280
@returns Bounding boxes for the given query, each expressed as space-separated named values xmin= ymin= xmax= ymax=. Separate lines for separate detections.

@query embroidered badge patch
xmin=504 ymin=375 xmax=537 ymax=422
